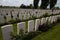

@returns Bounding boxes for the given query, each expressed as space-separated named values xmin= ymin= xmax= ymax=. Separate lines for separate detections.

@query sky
xmin=0 ymin=0 xmax=60 ymax=7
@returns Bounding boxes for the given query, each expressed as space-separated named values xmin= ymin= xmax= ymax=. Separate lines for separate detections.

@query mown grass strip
xmin=32 ymin=23 xmax=60 ymax=40
xmin=25 ymin=21 xmax=28 ymax=33
xmin=13 ymin=23 xmax=17 ymax=35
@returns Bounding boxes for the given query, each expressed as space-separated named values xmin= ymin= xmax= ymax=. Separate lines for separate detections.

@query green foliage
xmin=25 ymin=21 xmax=28 ymax=33
xmin=9 ymin=18 xmax=15 ymax=23
xmin=32 ymin=23 xmax=60 ymax=40
xmin=33 ymin=0 xmax=39 ymax=9
xmin=4 ymin=16 xmax=7 ymax=23
xmin=20 ymin=4 xmax=33 ymax=9
xmin=13 ymin=23 xmax=17 ymax=35
xmin=50 ymin=0 xmax=57 ymax=9
xmin=43 ymin=12 xmax=49 ymax=17
xmin=40 ymin=0 xmax=49 ymax=9
xmin=19 ymin=29 xmax=25 ymax=40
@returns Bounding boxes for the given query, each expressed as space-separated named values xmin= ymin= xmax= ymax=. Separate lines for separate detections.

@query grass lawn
xmin=32 ymin=23 xmax=60 ymax=40
xmin=25 ymin=21 xmax=28 ymax=33
xmin=13 ymin=23 xmax=17 ymax=35
xmin=0 ymin=26 xmax=3 ymax=40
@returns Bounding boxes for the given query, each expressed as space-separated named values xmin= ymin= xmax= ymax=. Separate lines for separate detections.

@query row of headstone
xmin=1 ymin=15 xmax=60 ymax=40
xmin=17 ymin=15 xmax=60 ymax=33
xmin=0 ymin=9 xmax=60 ymax=24
xmin=0 ymin=9 xmax=60 ymax=16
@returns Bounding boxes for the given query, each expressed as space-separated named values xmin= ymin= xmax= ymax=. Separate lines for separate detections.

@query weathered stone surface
xmin=0 ymin=15 xmax=5 ymax=24
xmin=19 ymin=13 xmax=23 ymax=20
xmin=51 ymin=16 xmax=54 ymax=23
xmin=6 ymin=12 xmax=11 ymax=22
xmin=41 ymin=18 xmax=46 ymax=25
xmin=35 ymin=19 xmax=40 ymax=31
xmin=48 ymin=16 xmax=52 ymax=22
xmin=28 ymin=20 xmax=34 ymax=32
xmin=23 ymin=13 xmax=27 ymax=20
xmin=1 ymin=25 xmax=13 ymax=40
xmin=17 ymin=22 xmax=25 ymax=34
xmin=12 ymin=11 xmax=18 ymax=20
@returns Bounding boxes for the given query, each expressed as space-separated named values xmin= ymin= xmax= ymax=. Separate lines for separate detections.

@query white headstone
xmin=17 ymin=22 xmax=25 ymax=34
xmin=23 ymin=13 xmax=27 ymax=20
xmin=19 ymin=13 xmax=23 ymax=20
xmin=27 ymin=13 xmax=31 ymax=19
xmin=35 ymin=19 xmax=40 ymax=31
xmin=48 ymin=16 xmax=52 ymax=22
xmin=1 ymin=25 xmax=13 ymax=40
xmin=51 ymin=16 xmax=54 ymax=23
xmin=6 ymin=12 xmax=11 ymax=22
xmin=54 ymin=16 xmax=57 ymax=22
xmin=12 ymin=11 xmax=18 ymax=20
xmin=0 ymin=15 xmax=5 ymax=24
xmin=53 ymin=16 xmax=56 ymax=22
xmin=28 ymin=20 xmax=34 ymax=32
xmin=41 ymin=18 xmax=46 ymax=25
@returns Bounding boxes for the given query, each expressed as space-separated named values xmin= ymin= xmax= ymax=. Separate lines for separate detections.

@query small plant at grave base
xmin=17 ymin=13 xmax=19 ymax=18
xmin=46 ymin=22 xmax=52 ymax=29
xmin=15 ymin=18 xmax=20 ymax=23
xmin=19 ymin=29 xmax=25 ymax=40
xmin=38 ymin=23 xmax=48 ymax=32
xmin=10 ymin=29 xmax=25 ymax=40
xmin=10 ymin=11 xmax=13 ymax=18
xmin=4 ymin=16 xmax=6 ymax=21
xmin=10 ymin=32 xmax=14 ymax=40
xmin=10 ymin=32 xmax=20 ymax=40
xmin=10 ymin=30 xmax=41 ymax=40
xmin=38 ymin=18 xmax=49 ymax=32
xmin=9 ymin=18 xmax=15 ymax=23
xmin=32 ymin=16 xmax=37 ymax=19
xmin=43 ymin=12 xmax=49 ymax=17
xmin=9 ymin=11 xmax=18 ymax=23
xmin=16 ymin=13 xmax=20 ymax=22
xmin=25 ymin=21 xmax=28 ymax=33
xmin=24 ymin=32 xmax=40 ymax=40
xmin=6 ymin=13 xmax=8 ymax=15
xmin=57 ymin=17 xmax=60 ymax=23
xmin=29 ymin=13 xmax=32 ymax=19
xmin=4 ymin=16 xmax=7 ymax=24
xmin=22 ymin=15 xmax=24 ymax=21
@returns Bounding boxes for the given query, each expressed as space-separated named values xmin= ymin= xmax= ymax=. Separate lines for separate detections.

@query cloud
xmin=55 ymin=0 xmax=60 ymax=7
xmin=0 ymin=0 xmax=33 ymax=6
xmin=0 ymin=0 xmax=60 ymax=7
xmin=2 ymin=0 xmax=6 ymax=1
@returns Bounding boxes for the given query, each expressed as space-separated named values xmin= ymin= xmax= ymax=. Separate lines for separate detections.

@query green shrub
xmin=43 ymin=12 xmax=49 ymax=17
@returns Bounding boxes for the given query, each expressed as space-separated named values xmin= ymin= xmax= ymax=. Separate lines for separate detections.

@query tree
xmin=50 ymin=0 xmax=57 ymax=9
xmin=53 ymin=7 xmax=59 ymax=9
xmin=29 ymin=4 xmax=33 ymax=9
xmin=40 ymin=0 xmax=49 ymax=9
xmin=20 ymin=4 xmax=26 ymax=8
xmin=33 ymin=0 xmax=39 ymax=9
